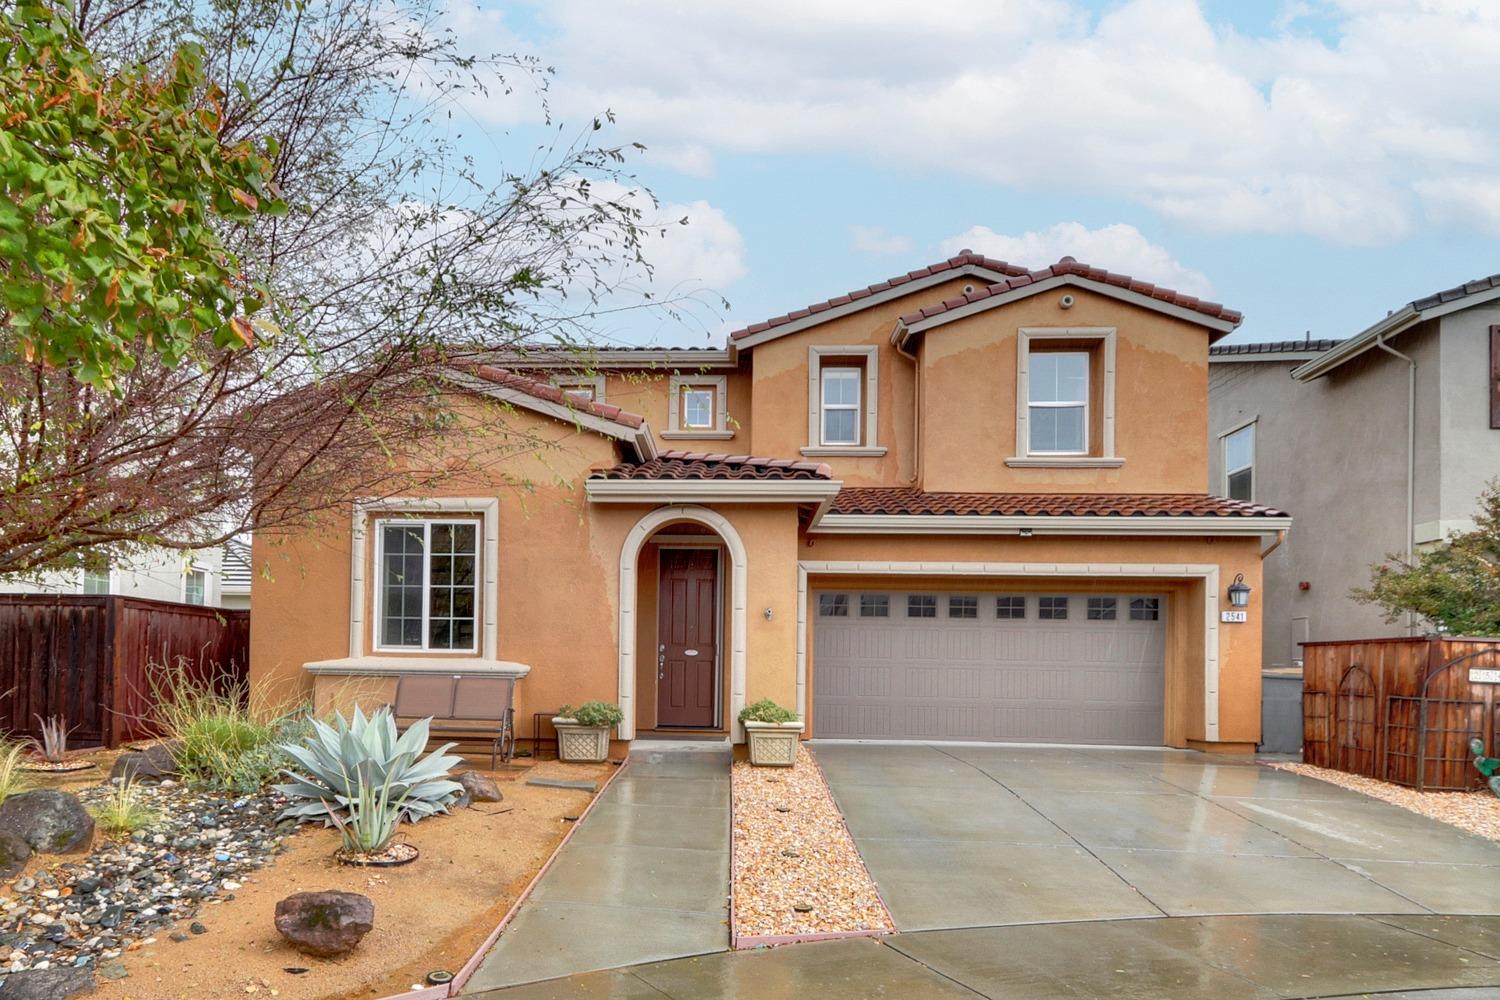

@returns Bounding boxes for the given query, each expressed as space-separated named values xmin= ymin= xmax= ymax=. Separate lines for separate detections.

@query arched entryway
xmin=617 ymin=506 xmax=747 ymax=741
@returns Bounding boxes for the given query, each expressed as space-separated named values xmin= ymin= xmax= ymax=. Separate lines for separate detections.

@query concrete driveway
xmin=472 ymin=744 xmax=1500 ymax=998
xmin=813 ymin=743 xmax=1500 ymax=929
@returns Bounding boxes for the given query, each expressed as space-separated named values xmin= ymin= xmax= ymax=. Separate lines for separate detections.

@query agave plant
xmin=273 ymin=705 xmax=462 ymax=827
xmin=325 ymin=771 xmax=405 ymax=855
xmin=31 ymin=715 xmax=74 ymax=763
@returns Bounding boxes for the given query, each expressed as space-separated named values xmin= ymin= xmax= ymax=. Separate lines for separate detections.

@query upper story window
xmin=554 ymin=375 xmax=604 ymax=403
xmin=666 ymin=375 xmax=730 ymax=438
xmin=376 ymin=519 xmax=478 ymax=652
xmin=820 ymin=367 xmax=862 ymax=445
xmin=1223 ymin=422 xmax=1255 ymax=501
xmin=183 ymin=567 xmax=207 ymax=606
xmin=1028 ymin=351 xmax=1089 ymax=455
xmin=1010 ymin=329 xmax=1119 ymax=468
xmin=803 ymin=346 xmax=884 ymax=457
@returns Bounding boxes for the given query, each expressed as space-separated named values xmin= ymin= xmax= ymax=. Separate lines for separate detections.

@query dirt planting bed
xmin=730 ymin=744 xmax=891 ymax=945
xmin=1268 ymin=761 xmax=1500 ymax=841
xmin=7 ymin=754 xmax=609 ymax=1000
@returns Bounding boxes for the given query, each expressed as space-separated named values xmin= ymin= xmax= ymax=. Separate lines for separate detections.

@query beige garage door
xmin=812 ymin=590 xmax=1167 ymax=744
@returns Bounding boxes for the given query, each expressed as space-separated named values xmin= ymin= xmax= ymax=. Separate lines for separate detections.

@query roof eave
xmin=808 ymin=513 xmax=1293 ymax=536
xmin=585 ymin=479 xmax=842 ymax=504
xmin=731 ymin=263 xmax=1017 ymax=350
xmin=440 ymin=369 xmax=656 ymax=461
xmin=901 ymin=274 xmax=1241 ymax=343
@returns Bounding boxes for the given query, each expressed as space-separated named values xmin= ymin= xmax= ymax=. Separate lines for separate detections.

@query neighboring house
xmin=1209 ymin=274 xmax=1500 ymax=672
xmin=0 ymin=543 xmax=248 ymax=609
xmin=251 ymin=252 xmax=1291 ymax=753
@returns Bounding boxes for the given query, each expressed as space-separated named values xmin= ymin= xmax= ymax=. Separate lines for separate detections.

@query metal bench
xmin=390 ymin=673 xmax=517 ymax=770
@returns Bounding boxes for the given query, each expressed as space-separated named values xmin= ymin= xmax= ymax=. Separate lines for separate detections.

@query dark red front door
xmin=657 ymin=549 xmax=719 ymax=728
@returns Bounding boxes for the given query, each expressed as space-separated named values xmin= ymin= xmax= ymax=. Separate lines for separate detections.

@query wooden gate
xmin=1333 ymin=665 xmax=1377 ymax=777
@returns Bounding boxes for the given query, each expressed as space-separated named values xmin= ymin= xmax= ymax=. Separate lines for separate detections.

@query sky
xmin=434 ymin=0 xmax=1500 ymax=347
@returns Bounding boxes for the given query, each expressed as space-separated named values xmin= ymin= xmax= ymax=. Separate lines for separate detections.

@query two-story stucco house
xmin=1209 ymin=273 xmax=1500 ymax=676
xmin=251 ymin=252 xmax=1291 ymax=753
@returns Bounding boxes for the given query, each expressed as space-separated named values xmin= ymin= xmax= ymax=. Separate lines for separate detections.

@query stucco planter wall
xmin=552 ymin=718 xmax=612 ymax=763
xmin=744 ymin=721 xmax=803 ymax=767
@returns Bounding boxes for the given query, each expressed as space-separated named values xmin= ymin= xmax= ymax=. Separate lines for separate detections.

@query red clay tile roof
xmin=591 ymin=450 xmax=833 ymax=481
xmin=898 ymin=257 xmax=1242 ymax=328
xmin=727 ymin=252 xmax=1031 ymax=342
xmin=464 ymin=364 xmax=646 ymax=429
xmin=828 ymin=488 xmax=1286 ymax=518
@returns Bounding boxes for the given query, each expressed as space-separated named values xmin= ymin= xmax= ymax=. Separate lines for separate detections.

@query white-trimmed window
xmin=665 ymin=374 xmax=729 ymax=437
xmin=554 ymin=375 xmax=605 ymax=403
xmin=183 ymin=568 xmax=207 ymax=606
xmin=1028 ymin=351 xmax=1089 ymax=455
xmin=1223 ymin=422 xmax=1255 ymax=502
xmin=81 ymin=565 xmax=110 ymax=595
xmin=376 ymin=519 xmax=479 ymax=652
xmin=820 ymin=366 xmax=862 ymax=446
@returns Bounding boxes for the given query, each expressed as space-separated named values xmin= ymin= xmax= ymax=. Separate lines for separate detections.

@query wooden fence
xmin=1303 ymin=636 xmax=1500 ymax=791
xmin=0 ymin=595 xmax=249 ymax=748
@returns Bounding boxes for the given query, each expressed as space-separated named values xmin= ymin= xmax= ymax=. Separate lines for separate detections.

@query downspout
xmin=1260 ymin=528 xmax=1286 ymax=560
xmin=893 ymin=323 xmax=921 ymax=485
xmin=1374 ymin=331 xmax=1417 ymax=635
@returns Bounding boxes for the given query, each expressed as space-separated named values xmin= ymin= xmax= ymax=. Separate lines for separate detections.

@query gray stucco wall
xmin=1209 ymin=347 xmax=1415 ymax=668
xmin=1433 ymin=304 xmax=1500 ymax=541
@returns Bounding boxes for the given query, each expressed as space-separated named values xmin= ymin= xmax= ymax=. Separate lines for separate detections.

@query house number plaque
xmin=1470 ymin=668 xmax=1500 ymax=685
xmin=1220 ymin=611 xmax=1248 ymax=623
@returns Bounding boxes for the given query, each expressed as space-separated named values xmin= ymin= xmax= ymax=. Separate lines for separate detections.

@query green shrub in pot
xmin=553 ymin=701 xmax=623 ymax=762
xmin=738 ymin=699 xmax=800 ymax=767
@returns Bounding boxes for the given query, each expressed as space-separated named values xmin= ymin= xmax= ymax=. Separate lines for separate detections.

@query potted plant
xmin=738 ymin=699 xmax=802 ymax=767
xmin=553 ymin=702 xmax=623 ymax=763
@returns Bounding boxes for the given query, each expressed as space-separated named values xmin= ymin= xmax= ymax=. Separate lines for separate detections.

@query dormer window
xmin=820 ymin=366 xmax=862 ymax=445
xmin=1028 ymin=351 xmax=1089 ymax=455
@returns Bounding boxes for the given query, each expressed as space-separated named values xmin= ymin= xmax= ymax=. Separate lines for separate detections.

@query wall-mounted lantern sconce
xmin=1227 ymin=573 xmax=1251 ymax=608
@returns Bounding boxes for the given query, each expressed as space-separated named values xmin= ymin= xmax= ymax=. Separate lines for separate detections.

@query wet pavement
xmin=467 ymin=744 xmax=1500 ymax=997
xmin=462 ymin=747 xmax=731 ymax=993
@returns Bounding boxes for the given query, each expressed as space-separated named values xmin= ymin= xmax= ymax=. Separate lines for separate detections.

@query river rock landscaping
xmin=0 ymin=778 xmax=287 ymax=986
xmin=730 ymin=743 xmax=892 ymax=945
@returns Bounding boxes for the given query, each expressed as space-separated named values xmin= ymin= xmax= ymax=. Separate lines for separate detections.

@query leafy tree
xmin=0 ymin=0 xmax=282 ymax=387
xmin=1 ymin=0 xmax=712 ymax=577
xmin=1354 ymin=481 xmax=1500 ymax=636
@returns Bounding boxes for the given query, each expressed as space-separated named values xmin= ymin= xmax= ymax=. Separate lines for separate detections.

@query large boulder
xmin=457 ymin=770 xmax=503 ymax=806
xmin=109 ymin=742 xmax=178 ymax=783
xmin=0 ymin=831 xmax=31 ymax=879
xmin=0 ymin=791 xmax=94 ymax=855
xmin=0 ymin=966 xmax=96 ymax=999
xmin=274 ymin=891 xmax=374 ymax=957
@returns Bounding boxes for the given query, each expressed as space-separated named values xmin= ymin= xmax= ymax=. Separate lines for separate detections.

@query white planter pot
xmin=552 ymin=718 xmax=612 ymax=763
xmin=744 ymin=720 xmax=803 ymax=767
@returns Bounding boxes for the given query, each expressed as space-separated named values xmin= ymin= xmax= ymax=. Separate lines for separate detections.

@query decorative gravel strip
xmin=1267 ymin=761 xmax=1500 ymax=841
xmin=0 ymin=781 xmax=289 ymax=981
xmin=730 ymin=744 xmax=892 ymax=946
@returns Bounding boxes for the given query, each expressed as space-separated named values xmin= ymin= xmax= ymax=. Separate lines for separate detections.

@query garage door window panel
xmin=907 ymin=595 xmax=937 ymax=619
xmin=819 ymin=593 xmax=849 ymax=617
xmin=948 ymin=595 xmax=978 ymax=619
xmin=1039 ymin=596 xmax=1069 ymax=620
xmin=859 ymin=594 xmax=889 ymax=618
xmin=1087 ymin=597 xmax=1118 ymax=621
xmin=995 ymin=596 xmax=1026 ymax=619
xmin=1130 ymin=597 xmax=1160 ymax=621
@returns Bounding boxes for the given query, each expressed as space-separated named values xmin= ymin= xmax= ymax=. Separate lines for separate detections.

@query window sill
xmin=1005 ymin=456 xmax=1125 ymax=468
xmin=800 ymin=446 xmax=888 ymax=457
xmin=661 ymin=430 xmax=736 ymax=440
xmin=304 ymin=656 xmax=531 ymax=678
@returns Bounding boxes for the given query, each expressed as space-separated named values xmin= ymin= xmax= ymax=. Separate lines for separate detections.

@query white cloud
xmin=939 ymin=223 xmax=1215 ymax=297
xmin=440 ymin=0 xmax=1500 ymax=245
xmin=850 ymin=225 xmax=913 ymax=255
xmin=640 ymin=197 xmax=748 ymax=289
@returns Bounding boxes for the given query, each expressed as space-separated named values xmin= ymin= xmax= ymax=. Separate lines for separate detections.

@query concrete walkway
xmin=462 ymin=747 xmax=730 ymax=993
xmin=813 ymin=743 xmax=1500 ymax=929
xmin=470 ymin=913 xmax=1500 ymax=998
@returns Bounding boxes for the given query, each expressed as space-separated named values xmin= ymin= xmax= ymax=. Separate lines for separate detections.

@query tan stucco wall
xmin=745 ymin=277 xmax=979 ymax=486
xmin=597 ymin=364 xmax=753 ymax=447
xmin=800 ymin=531 xmax=1265 ymax=748
xmin=918 ymin=287 xmax=1210 ymax=493
xmin=250 ymin=396 xmax=630 ymax=740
